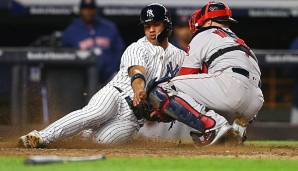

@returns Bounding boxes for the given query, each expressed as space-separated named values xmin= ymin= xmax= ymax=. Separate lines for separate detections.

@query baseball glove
xmin=125 ymin=96 xmax=174 ymax=122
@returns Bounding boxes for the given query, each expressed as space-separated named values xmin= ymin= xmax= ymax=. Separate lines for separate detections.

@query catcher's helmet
xmin=140 ymin=3 xmax=172 ymax=43
xmin=189 ymin=1 xmax=237 ymax=32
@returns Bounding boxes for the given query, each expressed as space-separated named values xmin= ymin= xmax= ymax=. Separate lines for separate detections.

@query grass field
xmin=246 ymin=140 xmax=298 ymax=146
xmin=1 ymin=156 xmax=298 ymax=171
xmin=1 ymin=141 xmax=298 ymax=171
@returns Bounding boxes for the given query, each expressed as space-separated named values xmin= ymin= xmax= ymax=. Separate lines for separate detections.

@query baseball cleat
xmin=190 ymin=130 xmax=216 ymax=146
xmin=18 ymin=130 xmax=46 ymax=148
xmin=209 ymin=122 xmax=232 ymax=145
xmin=228 ymin=120 xmax=247 ymax=144
xmin=190 ymin=121 xmax=232 ymax=146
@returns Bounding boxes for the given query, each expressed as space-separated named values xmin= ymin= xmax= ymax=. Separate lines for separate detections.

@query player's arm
xmin=178 ymin=40 xmax=207 ymax=75
xmin=128 ymin=65 xmax=147 ymax=106
xmin=179 ymin=63 xmax=208 ymax=75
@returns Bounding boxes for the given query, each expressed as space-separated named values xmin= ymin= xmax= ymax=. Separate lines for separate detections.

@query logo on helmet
xmin=209 ymin=6 xmax=218 ymax=11
xmin=146 ymin=9 xmax=154 ymax=18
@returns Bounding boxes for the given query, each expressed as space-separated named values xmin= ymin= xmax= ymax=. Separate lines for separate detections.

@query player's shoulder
xmin=199 ymin=27 xmax=236 ymax=39
xmin=133 ymin=37 xmax=155 ymax=51
xmin=195 ymin=28 xmax=219 ymax=39
xmin=96 ymin=17 xmax=117 ymax=29
xmin=169 ymin=43 xmax=187 ymax=55
xmin=131 ymin=37 xmax=147 ymax=48
xmin=64 ymin=18 xmax=82 ymax=32
xmin=191 ymin=28 xmax=224 ymax=46
xmin=124 ymin=38 xmax=148 ymax=53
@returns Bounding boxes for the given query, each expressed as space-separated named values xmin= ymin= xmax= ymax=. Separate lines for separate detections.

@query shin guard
xmin=148 ymin=86 xmax=215 ymax=133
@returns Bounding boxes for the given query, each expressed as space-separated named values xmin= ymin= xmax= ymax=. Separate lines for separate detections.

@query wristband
xmin=131 ymin=73 xmax=146 ymax=85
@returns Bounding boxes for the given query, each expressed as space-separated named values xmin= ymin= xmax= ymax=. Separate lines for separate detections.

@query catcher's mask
xmin=189 ymin=1 xmax=238 ymax=33
xmin=140 ymin=3 xmax=172 ymax=43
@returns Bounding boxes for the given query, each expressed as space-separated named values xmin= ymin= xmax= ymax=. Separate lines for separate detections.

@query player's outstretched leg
xmin=18 ymin=85 xmax=121 ymax=148
xmin=92 ymin=119 xmax=139 ymax=144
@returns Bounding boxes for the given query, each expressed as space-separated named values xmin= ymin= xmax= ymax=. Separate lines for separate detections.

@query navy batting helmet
xmin=80 ymin=0 xmax=96 ymax=9
xmin=140 ymin=3 xmax=172 ymax=42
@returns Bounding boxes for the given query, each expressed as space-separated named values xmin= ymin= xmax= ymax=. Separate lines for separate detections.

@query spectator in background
xmin=171 ymin=15 xmax=192 ymax=52
xmin=62 ymin=0 xmax=125 ymax=85
xmin=290 ymin=37 xmax=298 ymax=49
xmin=289 ymin=37 xmax=298 ymax=124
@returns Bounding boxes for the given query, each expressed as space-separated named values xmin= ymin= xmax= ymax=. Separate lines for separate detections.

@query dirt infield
xmin=1 ymin=137 xmax=298 ymax=160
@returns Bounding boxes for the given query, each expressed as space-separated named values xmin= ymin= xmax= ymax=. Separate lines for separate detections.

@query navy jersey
xmin=62 ymin=17 xmax=125 ymax=83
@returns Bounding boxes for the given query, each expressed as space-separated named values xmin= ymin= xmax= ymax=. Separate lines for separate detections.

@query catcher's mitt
xmin=125 ymin=96 xmax=174 ymax=122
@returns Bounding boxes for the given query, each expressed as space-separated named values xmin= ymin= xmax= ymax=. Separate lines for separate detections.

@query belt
xmin=232 ymin=68 xmax=249 ymax=78
xmin=113 ymin=86 xmax=145 ymax=123
xmin=231 ymin=68 xmax=261 ymax=88
xmin=113 ymin=86 xmax=123 ymax=93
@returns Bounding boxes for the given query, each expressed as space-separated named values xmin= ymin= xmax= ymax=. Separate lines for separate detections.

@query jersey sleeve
xmin=121 ymin=43 xmax=147 ymax=68
xmin=181 ymin=33 xmax=210 ymax=69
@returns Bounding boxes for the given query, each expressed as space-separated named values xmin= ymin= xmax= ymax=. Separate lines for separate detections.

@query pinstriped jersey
xmin=108 ymin=37 xmax=186 ymax=97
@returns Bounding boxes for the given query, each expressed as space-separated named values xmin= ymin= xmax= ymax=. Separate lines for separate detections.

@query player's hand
xmin=133 ymin=89 xmax=147 ymax=106
xmin=129 ymin=65 xmax=147 ymax=106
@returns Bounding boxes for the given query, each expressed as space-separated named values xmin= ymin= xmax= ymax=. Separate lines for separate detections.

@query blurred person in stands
xmin=289 ymin=37 xmax=298 ymax=124
xmin=171 ymin=15 xmax=192 ymax=52
xmin=62 ymin=0 xmax=125 ymax=85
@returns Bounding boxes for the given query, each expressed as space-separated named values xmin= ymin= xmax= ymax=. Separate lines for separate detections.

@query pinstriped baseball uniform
xmin=38 ymin=36 xmax=185 ymax=144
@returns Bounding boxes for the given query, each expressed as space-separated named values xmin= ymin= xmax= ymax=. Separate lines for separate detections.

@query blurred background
xmin=1 ymin=0 xmax=298 ymax=140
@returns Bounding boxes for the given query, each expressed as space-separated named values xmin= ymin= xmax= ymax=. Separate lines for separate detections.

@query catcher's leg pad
xmin=148 ymin=86 xmax=215 ymax=133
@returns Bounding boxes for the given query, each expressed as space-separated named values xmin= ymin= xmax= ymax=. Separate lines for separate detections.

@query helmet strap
xmin=156 ymin=29 xmax=168 ymax=44
xmin=156 ymin=22 xmax=172 ymax=44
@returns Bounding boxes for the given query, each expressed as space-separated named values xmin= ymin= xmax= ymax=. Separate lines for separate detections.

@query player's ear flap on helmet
xmin=188 ymin=9 xmax=201 ymax=33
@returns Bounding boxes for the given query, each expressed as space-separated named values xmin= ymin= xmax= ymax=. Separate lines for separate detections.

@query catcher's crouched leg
xmin=147 ymin=84 xmax=215 ymax=134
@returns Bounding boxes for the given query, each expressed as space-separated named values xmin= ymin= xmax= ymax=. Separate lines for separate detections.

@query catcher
xmin=138 ymin=1 xmax=264 ymax=146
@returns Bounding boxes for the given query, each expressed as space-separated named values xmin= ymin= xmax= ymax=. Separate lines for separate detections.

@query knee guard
xmin=148 ymin=86 xmax=215 ymax=133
